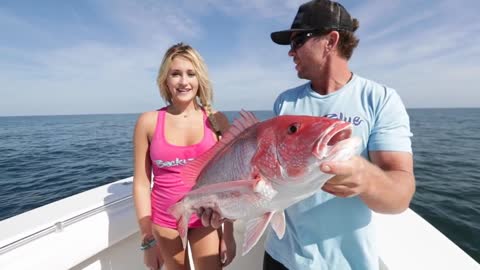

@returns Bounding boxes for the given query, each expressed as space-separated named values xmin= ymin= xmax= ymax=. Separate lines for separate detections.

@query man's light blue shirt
xmin=265 ymin=74 xmax=412 ymax=270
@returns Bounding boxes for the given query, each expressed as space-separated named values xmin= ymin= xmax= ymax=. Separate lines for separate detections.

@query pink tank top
xmin=150 ymin=107 xmax=217 ymax=228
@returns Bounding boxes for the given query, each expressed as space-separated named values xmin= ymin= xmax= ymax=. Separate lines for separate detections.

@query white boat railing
xmin=0 ymin=177 xmax=140 ymax=269
xmin=0 ymin=195 xmax=132 ymax=256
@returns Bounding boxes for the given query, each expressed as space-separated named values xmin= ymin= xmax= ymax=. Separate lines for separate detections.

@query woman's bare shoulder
xmin=135 ymin=111 xmax=158 ymax=130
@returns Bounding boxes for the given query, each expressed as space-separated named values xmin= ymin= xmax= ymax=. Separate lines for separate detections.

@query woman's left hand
xmin=219 ymin=229 xmax=236 ymax=267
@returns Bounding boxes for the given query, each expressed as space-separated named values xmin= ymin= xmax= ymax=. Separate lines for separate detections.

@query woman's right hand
xmin=144 ymin=244 xmax=163 ymax=270
xmin=198 ymin=207 xmax=235 ymax=229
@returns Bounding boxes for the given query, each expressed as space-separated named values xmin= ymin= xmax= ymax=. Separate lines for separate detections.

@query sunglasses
xmin=290 ymin=31 xmax=327 ymax=51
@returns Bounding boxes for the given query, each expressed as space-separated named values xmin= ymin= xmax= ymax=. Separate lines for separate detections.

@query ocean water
xmin=0 ymin=109 xmax=479 ymax=263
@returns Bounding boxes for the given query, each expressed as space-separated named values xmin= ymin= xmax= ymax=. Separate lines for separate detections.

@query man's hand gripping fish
xmin=169 ymin=111 xmax=361 ymax=256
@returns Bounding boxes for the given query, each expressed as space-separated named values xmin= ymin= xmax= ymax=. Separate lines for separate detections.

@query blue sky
xmin=1 ymin=0 xmax=479 ymax=116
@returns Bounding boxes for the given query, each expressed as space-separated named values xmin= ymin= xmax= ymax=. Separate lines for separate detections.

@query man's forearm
xmin=360 ymin=163 xmax=415 ymax=214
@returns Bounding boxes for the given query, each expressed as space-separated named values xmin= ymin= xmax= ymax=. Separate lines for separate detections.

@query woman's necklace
xmin=169 ymin=107 xmax=198 ymax=118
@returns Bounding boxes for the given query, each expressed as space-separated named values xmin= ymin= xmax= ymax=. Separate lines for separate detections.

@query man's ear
xmin=327 ymin=31 xmax=340 ymax=50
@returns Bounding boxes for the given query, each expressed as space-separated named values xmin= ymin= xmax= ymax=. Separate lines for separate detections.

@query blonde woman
xmin=133 ymin=43 xmax=236 ymax=270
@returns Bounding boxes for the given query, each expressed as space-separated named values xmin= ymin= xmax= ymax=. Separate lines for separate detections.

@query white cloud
xmin=94 ymin=0 xmax=203 ymax=43
xmin=347 ymin=0 xmax=480 ymax=109
xmin=1 ymin=1 xmax=480 ymax=116
xmin=179 ymin=0 xmax=303 ymax=19
xmin=211 ymin=60 xmax=301 ymax=110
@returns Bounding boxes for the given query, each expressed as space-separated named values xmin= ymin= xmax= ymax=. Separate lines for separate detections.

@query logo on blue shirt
xmin=324 ymin=112 xmax=364 ymax=126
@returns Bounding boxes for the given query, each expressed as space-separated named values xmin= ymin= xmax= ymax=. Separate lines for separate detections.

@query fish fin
xmin=242 ymin=212 xmax=273 ymax=256
xmin=271 ymin=211 xmax=286 ymax=239
xmin=168 ymin=202 xmax=190 ymax=249
xmin=181 ymin=110 xmax=260 ymax=187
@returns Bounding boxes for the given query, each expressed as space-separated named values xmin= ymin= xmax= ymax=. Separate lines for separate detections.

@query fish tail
xmin=169 ymin=202 xmax=191 ymax=249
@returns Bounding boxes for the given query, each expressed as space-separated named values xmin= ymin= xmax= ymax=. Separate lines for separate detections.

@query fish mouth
xmin=313 ymin=121 xmax=354 ymax=160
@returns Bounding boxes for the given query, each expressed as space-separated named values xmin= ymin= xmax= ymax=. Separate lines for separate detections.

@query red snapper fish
xmin=169 ymin=111 xmax=360 ymax=255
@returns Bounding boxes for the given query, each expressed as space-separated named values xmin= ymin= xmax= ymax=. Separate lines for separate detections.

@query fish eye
xmin=288 ymin=123 xmax=299 ymax=134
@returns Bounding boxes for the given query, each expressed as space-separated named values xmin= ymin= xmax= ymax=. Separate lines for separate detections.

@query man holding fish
xmin=199 ymin=0 xmax=416 ymax=269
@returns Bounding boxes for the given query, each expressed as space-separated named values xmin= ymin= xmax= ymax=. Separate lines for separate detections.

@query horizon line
xmin=1 ymin=107 xmax=480 ymax=118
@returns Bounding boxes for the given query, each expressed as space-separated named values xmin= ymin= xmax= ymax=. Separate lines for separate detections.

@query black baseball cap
xmin=271 ymin=0 xmax=354 ymax=45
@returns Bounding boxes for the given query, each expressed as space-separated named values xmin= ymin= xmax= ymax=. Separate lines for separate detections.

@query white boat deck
xmin=0 ymin=177 xmax=478 ymax=270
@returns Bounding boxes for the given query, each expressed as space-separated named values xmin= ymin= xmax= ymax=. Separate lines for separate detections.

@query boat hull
xmin=0 ymin=178 xmax=478 ymax=270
